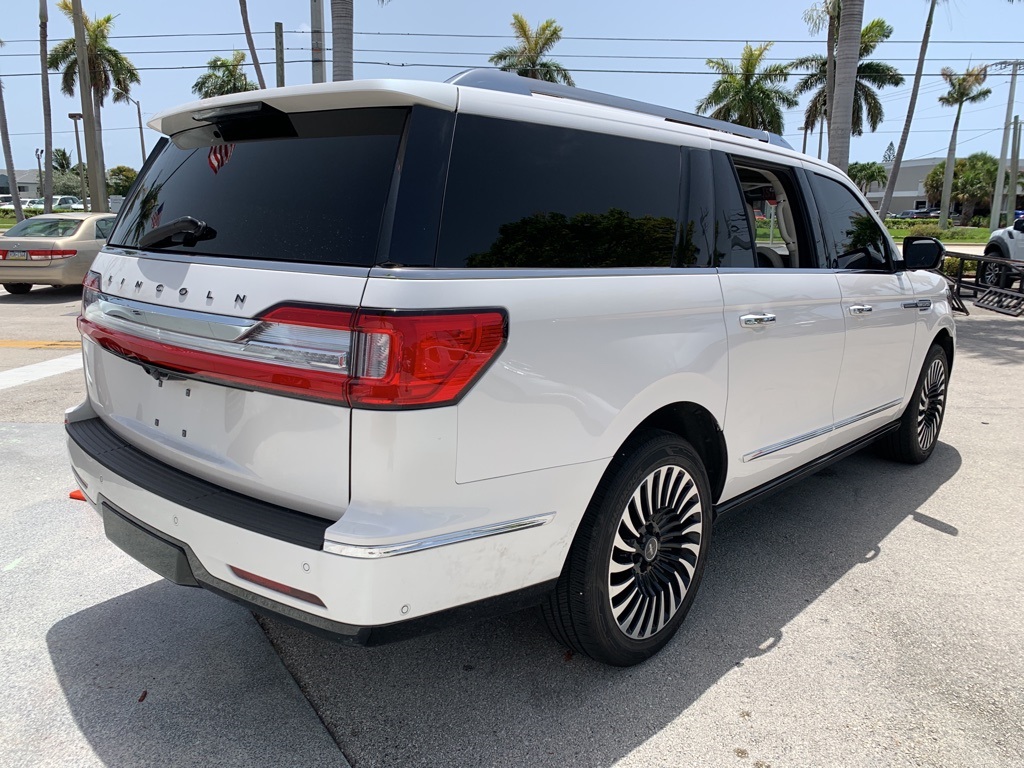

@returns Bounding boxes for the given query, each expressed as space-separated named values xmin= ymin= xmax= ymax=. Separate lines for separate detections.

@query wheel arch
xmin=985 ymin=239 xmax=1009 ymax=260
xmin=617 ymin=402 xmax=728 ymax=505
xmin=933 ymin=327 xmax=955 ymax=373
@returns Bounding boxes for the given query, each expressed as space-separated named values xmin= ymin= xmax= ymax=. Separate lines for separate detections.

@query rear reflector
xmin=79 ymin=273 xmax=507 ymax=409
xmin=229 ymin=565 xmax=326 ymax=607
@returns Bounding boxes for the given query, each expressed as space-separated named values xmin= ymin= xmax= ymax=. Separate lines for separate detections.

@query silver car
xmin=0 ymin=212 xmax=115 ymax=295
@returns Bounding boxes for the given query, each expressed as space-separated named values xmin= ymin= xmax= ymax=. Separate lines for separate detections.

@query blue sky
xmin=1 ymin=0 xmax=1022 ymax=172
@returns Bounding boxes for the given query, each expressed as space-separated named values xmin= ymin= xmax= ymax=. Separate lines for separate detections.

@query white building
xmin=0 ymin=171 xmax=41 ymax=199
xmin=863 ymin=157 xmax=942 ymax=214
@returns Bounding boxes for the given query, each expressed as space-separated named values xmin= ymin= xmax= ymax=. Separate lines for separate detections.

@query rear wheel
xmin=881 ymin=344 xmax=949 ymax=464
xmin=543 ymin=430 xmax=712 ymax=666
xmin=979 ymin=255 xmax=1013 ymax=288
xmin=2 ymin=283 xmax=32 ymax=295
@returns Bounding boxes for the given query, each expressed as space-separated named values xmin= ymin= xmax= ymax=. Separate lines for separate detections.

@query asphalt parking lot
xmin=1 ymin=283 xmax=1022 ymax=767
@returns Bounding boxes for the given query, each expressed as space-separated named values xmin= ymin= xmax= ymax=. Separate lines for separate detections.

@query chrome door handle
xmin=740 ymin=313 xmax=777 ymax=327
xmin=849 ymin=304 xmax=873 ymax=315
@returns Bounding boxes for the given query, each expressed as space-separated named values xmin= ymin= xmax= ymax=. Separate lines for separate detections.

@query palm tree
xmin=332 ymin=1 xmax=391 ymax=82
xmin=39 ymin=0 xmax=53 ymax=213
xmin=847 ymin=161 xmax=888 ymax=194
xmin=878 ymin=0 xmax=938 ymax=218
xmin=0 ymin=39 xmax=24 ymax=222
xmin=793 ymin=19 xmax=904 ymax=146
xmin=802 ymin=0 xmax=839 ymax=153
xmin=238 ymin=0 xmax=265 ymax=89
xmin=48 ymin=1 xmax=140 ymax=191
xmin=828 ymin=0 xmax=866 ymax=171
xmin=695 ymin=42 xmax=797 ymax=134
xmin=52 ymin=148 xmax=73 ymax=173
xmin=192 ymin=52 xmax=259 ymax=99
xmin=938 ymin=65 xmax=991 ymax=230
xmin=489 ymin=14 xmax=575 ymax=86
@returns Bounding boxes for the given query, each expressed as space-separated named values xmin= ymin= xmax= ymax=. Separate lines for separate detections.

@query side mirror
xmin=901 ymin=236 xmax=945 ymax=271
xmin=1013 ymin=218 xmax=1024 ymax=233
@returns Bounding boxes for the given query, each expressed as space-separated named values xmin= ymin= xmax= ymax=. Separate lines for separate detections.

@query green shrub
xmin=940 ymin=256 xmax=977 ymax=277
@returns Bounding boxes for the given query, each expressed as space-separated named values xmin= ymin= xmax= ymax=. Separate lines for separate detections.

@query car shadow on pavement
xmin=951 ymin=313 xmax=1024 ymax=367
xmin=45 ymin=583 xmax=344 ymax=767
xmin=253 ymin=443 xmax=963 ymax=768
xmin=0 ymin=285 xmax=81 ymax=305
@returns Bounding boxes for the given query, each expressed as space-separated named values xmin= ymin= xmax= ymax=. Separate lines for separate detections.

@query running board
xmin=713 ymin=421 xmax=900 ymax=520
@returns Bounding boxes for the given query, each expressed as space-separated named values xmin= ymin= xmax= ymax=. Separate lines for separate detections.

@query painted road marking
xmin=0 ymin=340 xmax=81 ymax=349
xmin=0 ymin=353 xmax=82 ymax=391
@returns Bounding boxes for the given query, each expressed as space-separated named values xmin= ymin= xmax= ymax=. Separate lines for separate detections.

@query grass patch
xmin=886 ymin=223 xmax=990 ymax=244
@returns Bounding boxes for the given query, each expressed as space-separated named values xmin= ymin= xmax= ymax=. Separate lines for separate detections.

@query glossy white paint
xmin=84 ymin=250 xmax=367 ymax=518
xmin=358 ymin=271 xmax=728 ymax=484
xmin=828 ymin=271 xmax=917 ymax=446
xmin=717 ymin=271 xmax=846 ymax=499
xmin=67 ymin=78 xmax=959 ymax=635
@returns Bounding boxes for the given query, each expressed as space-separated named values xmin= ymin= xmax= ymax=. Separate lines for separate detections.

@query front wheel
xmin=881 ymin=344 xmax=949 ymax=464
xmin=2 ymin=283 xmax=32 ymax=295
xmin=542 ymin=431 xmax=712 ymax=666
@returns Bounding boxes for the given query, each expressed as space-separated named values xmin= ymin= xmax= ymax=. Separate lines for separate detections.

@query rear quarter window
xmin=435 ymin=115 xmax=683 ymax=269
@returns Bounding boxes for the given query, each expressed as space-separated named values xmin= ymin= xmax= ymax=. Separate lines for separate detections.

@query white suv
xmin=66 ymin=70 xmax=954 ymax=666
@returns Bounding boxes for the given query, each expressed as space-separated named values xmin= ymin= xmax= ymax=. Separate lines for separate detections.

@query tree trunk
xmin=817 ymin=115 xmax=825 ymax=160
xmin=802 ymin=124 xmax=809 ymax=154
xmin=825 ymin=12 xmax=837 ymax=136
xmin=40 ymin=1 xmax=53 ymax=213
xmin=332 ymin=0 xmax=354 ymax=81
xmin=961 ymin=200 xmax=976 ymax=226
xmin=0 ymin=81 xmax=24 ymax=222
xmin=939 ymin=104 xmax=962 ymax=231
xmin=879 ymin=0 xmax=937 ymax=218
xmin=828 ymin=0 xmax=865 ymax=172
xmin=92 ymin=86 xmax=107 ymax=200
xmin=239 ymin=0 xmax=266 ymax=89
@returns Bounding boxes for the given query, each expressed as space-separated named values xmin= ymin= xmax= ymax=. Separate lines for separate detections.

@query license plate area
xmin=6 ymin=250 xmax=27 ymax=260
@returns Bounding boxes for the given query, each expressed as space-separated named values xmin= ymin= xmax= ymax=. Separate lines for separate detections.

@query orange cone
xmin=69 ymin=489 xmax=86 ymax=501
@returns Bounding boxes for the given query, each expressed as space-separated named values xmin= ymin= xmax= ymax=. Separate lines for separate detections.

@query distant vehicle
xmin=0 ymin=212 xmax=116 ymax=294
xmin=51 ymin=196 xmax=82 ymax=209
xmin=22 ymin=199 xmax=45 ymax=211
xmin=892 ymin=210 xmax=930 ymax=220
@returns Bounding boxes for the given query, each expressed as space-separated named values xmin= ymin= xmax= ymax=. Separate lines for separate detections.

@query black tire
xmin=979 ymin=255 xmax=1012 ymax=289
xmin=881 ymin=344 xmax=949 ymax=465
xmin=2 ymin=283 xmax=32 ymax=295
xmin=542 ymin=430 xmax=712 ymax=666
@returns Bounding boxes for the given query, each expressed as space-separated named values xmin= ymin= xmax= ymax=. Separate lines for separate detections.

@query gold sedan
xmin=0 ymin=213 xmax=116 ymax=295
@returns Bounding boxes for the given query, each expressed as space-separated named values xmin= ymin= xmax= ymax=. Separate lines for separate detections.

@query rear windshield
xmin=109 ymin=107 xmax=407 ymax=266
xmin=4 ymin=218 xmax=83 ymax=238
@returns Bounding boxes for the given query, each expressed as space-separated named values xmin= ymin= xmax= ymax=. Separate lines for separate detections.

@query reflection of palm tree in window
xmin=128 ymin=179 xmax=166 ymax=245
xmin=836 ymin=213 xmax=885 ymax=268
xmin=467 ymin=208 xmax=677 ymax=269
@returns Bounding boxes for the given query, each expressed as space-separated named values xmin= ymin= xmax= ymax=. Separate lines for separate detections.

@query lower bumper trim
xmin=99 ymin=498 xmax=556 ymax=647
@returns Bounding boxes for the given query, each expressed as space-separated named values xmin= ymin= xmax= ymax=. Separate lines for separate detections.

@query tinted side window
xmin=95 ymin=218 xmax=113 ymax=240
xmin=711 ymin=151 xmax=755 ymax=268
xmin=812 ymin=174 xmax=890 ymax=270
xmin=436 ymin=116 xmax=681 ymax=269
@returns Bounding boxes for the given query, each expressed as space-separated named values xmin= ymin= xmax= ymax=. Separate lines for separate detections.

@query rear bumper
xmin=0 ymin=256 xmax=89 ymax=286
xmin=67 ymin=415 xmax=565 ymax=641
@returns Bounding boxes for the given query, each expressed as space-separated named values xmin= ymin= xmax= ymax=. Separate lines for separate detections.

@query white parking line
xmin=0 ymin=353 xmax=83 ymax=391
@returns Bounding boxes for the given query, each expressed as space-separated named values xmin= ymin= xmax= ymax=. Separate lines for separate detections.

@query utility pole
xmin=69 ymin=112 xmax=89 ymax=209
xmin=70 ymin=0 xmax=107 ymax=212
xmin=115 ymin=89 xmax=146 ymax=166
xmin=275 ymin=22 xmax=285 ymax=87
xmin=1008 ymin=116 xmax=1021 ymax=226
xmin=990 ymin=61 xmax=1020 ymax=231
xmin=311 ymin=0 xmax=326 ymax=84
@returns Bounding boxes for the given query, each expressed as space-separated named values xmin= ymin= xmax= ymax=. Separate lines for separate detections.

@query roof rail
xmin=445 ymin=69 xmax=794 ymax=150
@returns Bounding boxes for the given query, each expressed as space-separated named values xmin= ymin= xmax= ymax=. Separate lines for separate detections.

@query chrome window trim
xmin=743 ymin=398 xmax=903 ymax=462
xmin=369 ymin=266 xmax=720 ymax=280
xmin=322 ymin=512 xmax=556 ymax=559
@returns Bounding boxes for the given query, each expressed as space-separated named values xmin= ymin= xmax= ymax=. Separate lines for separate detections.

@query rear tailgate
xmin=82 ymin=251 xmax=366 ymax=520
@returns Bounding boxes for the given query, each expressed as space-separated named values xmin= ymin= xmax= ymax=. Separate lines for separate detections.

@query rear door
xmin=80 ymin=106 xmax=411 ymax=520
xmin=714 ymin=150 xmax=846 ymax=501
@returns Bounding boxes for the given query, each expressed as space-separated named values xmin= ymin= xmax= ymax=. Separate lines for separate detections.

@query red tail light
xmin=79 ymin=275 xmax=507 ymax=409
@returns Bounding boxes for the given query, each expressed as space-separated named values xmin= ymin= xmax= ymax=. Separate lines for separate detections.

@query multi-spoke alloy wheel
xmin=608 ymin=465 xmax=703 ymax=640
xmin=542 ymin=431 xmax=712 ymax=666
xmin=916 ymin=357 xmax=947 ymax=452
xmin=881 ymin=344 xmax=949 ymax=465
